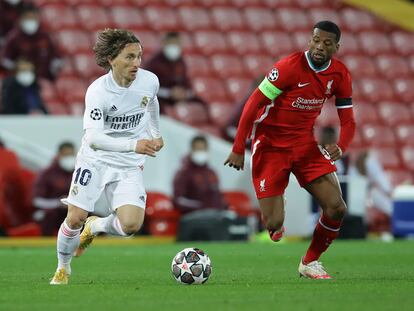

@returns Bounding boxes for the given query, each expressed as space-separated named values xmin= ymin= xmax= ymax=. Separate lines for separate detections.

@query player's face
xmin=308 ymin=28 xmax=339 ymax=67
xmin=109 ymin=43 xmax=142 ymax=84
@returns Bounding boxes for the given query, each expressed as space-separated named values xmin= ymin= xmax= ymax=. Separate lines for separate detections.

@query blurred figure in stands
xmin=352 ymin=150 xmax=393 ymax=237
xmin=33 ymin=141 xmax=76 ymax=236
xmin=0 ymin=3 xmax=62 ymax=80
xmin=0 ymin=136 xmax=31 ymax=229
xmin=173 ymin=135 xmax=227 ymax=215
xmin=145 ymin=32 xmax=206 ymax=114
xmin=1 ymin=58 xmax=47 ymax=114
xmin=0 ymin=0 xmax=26 ymax=47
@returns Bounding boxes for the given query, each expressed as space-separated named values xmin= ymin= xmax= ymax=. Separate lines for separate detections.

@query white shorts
xmin=67 ymin=157 xmax=146 ymax=215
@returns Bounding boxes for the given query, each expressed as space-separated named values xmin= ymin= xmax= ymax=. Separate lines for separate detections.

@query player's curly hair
xmin=93 ymin=28 xmax=141 ymax=71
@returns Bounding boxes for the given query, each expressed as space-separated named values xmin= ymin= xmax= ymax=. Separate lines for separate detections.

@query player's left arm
xmin=148 ymin=80 xmax=163 ymax=151
xmin=326 ymin=70 xmax=356 ymax=161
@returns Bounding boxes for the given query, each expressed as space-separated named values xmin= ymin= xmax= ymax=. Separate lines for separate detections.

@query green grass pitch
xmin=0 ymin=240 xmax=413 ymax=311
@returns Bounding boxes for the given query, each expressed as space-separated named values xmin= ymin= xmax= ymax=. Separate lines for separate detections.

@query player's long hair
xmin=93 ymin=29 xmax=141 ymax=71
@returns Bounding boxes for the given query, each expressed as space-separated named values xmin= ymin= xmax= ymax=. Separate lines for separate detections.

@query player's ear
xmin=335 ymin=42 xmax=340 ymax=52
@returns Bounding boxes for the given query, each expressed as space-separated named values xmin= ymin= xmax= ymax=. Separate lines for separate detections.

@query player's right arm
xmin=224 ymin=59 xmax=293 ymax=170
xmin=83 ymin=86 xmax=158 ymax=157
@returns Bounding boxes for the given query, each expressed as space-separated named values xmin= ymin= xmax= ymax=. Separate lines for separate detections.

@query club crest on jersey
xmin=325 ymin=80 xmax=333 ymax=95
xmin=267 ymin=68 xmax=279 ymax=82
xmin=140 ymin=96 xmax=149 ymax=108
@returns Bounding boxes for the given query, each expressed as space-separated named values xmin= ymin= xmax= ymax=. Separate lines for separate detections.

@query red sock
xmin=303 ymin=214 xmax=342 ymax=264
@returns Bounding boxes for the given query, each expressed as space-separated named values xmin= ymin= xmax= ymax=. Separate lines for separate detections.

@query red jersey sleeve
xmin=265 ymin=58 xmax=296 ymax=92
xmin=334 ymin=69 xmax=352 ymax=99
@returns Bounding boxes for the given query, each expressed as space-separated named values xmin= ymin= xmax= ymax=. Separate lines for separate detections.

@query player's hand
xmin=135 ymin=139 xmax=158 ymax=157
xmin=324 ymin=144 xmax=342 ymax=161
xmin=153 ymin=137 xmax=164 ymax=151
xmin=224 ymin=152 xmax=244 ymax=171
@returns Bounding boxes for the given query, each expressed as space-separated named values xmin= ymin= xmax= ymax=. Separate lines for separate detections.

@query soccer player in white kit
xmin=50 ymin=29 xmax=163 ymax=285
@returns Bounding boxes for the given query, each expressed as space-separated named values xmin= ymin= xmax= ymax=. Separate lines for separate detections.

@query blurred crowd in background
xmin=1 ymin=0 xmax=414 ymax=239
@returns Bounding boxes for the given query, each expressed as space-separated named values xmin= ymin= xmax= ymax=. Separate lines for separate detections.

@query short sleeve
xmin=83 ymin=86 xmax=105 ymax=130
xmin=335 ymin=70 xmax=352 ymax=99
xmin=258 ymin=58 xmax=295 ymax=100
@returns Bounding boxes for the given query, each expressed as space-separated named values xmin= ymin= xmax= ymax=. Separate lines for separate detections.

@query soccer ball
xmin=171 ymin=247 xmax=212 ymax=285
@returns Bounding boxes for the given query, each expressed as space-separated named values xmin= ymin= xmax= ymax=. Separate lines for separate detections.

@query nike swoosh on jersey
xmin=298 ymin=82 xmax=310 ymax=87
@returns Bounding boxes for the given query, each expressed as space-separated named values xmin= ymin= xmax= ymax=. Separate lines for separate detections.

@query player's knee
xmin=65 ymin=214 xmax=87 ymax=229
xmin=120 ymin=220 xmax=143 ymax=235
xmin=327 ymin=199 xmax=347 ymax=220
xmin=262 ymin=215 xmax=284 ymax=231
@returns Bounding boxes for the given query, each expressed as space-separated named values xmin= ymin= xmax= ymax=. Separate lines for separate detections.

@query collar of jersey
xmin=305 ymin=51 xmax=331 ymax=73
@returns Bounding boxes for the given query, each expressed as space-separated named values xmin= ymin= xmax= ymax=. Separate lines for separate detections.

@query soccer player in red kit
xmin=225 ymin=21 xmax=355 ymax=279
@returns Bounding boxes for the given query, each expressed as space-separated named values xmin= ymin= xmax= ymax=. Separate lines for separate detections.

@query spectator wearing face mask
xmin=0 ymin=3 xmax=62 ymax=80
xmin=173 ymin=135 xmax=227 ymax=215
xmin=145 ymin=32 xmax=206 ymax=114
xmin=1 ymin=58 xmax=47 ymax=114
xmin=0 ymin=0 xmax=27 ymax=47
xmin=32 ymin=142 xmax=76 ymax=235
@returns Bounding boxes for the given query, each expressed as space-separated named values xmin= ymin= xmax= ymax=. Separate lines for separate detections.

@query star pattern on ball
xmin=90 ymin=108 xmax=102 ymax=120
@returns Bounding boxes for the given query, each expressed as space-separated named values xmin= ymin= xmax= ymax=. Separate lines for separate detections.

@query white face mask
xmin=59 ymin=155 xmax=76 ymax=172
xmin=5 ymin=0 xmax=21 ymax=5
xmin=163 ymin=44 xmax=181 ymax=61
xmin=21 ymin=19 xmax=39 ymax=35
xmin=191 ymin=151 xmax=208 ymax=166
xmin=16 ymin=71 xmax=35 ymax=86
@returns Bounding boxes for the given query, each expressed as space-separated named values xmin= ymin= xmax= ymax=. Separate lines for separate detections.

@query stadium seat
xmin=168 ymin=102 xmax=210 ymax=126
xmin=358 ymin=31 xmax=393 ymax=56
xmin=56 ymin=30 xmax=92 ymax=55
xmin=227 ymin=31 xmax=263 ymax=55
xmin=145 ymin=192 xmax=180 ymax=236
xmin=223 ymin=191 xmax=258 ymax=217
xmin=196 ymin=124 xmax=223 ymax=137
xmin=308 ymin=8 xmax=342 ymax=25
xmin=386 ymin=169 xmax=413 ymax=187
xmin=210 ymin=55 xmax=245 ymax=78
xmin=73 ymin=53 xmax=105 ymax=80
xmin=395 ymin=125 xmax=414 ymax=146
xmin=226 ymin=78 xmax=252 ymax=102
xmin=260 ymin=31 xmax=295 ymax=57
xmin=276 ymin=8 xmax=312 ymax=32
xmin=243 ymin=54 xmax=273 ymax=79
xmin=163 ymin=0 xmax=194 ymax=6
xmin=39 ymin=79 xmax=59 ymax=103
xmin=361 ymin=125 xmax=396 ymax=148
xmin=185 ymin=54 xmax=212 ymax=78
xmin=40 ymin=5 xmax=78 ymax=31
xmin=45 ymin=101 xmax=69 ymax=115
xmin=211 ymin=7 xmax=246 ymax=31
xmin=357 ymin=78 xmax=395 ymax=103
xmin=294 ymin=0 xmax=331 ymax=8
xmin=336 ymin=32 xmax=360 ymax=56
xmin=371 ymin=148 xmax=402 ymax=170
xmin=110 ymin=6 xmax=148 ymax=30
xmin=341 ymin=8 xmax=378 ymax=32
xmin=348 ymin=128 xmax=364 ymax=149
xmin=192 ymin=77 xmax=229 ymax=102
xmin=293 ymin=31 xmax=312 ymax=51
xmin=136 ymin=31 xmax=161 ymax=57
xmin=244 ymin=8 xmax=280 ymax=32
xmin=401 ymin=147 xmax=414 ymax=171
xmin=378 ymin=101 xmax=412 ymax=126
xmin=144 ymin=7 xmax=181 ymax=31
xmin=391 ymin=31 xmax=414 ymax=56
xmin=208 ymin=101 xmax=234 ymax=127
xmin=193 ymin=31 xmax=230 ymax=55
xmin=353 ymin=102 xmax=380 ymax=125
xmin=56 ymin=76 xmax=88 ymax=104
xmin=409 ymin=55 xmax=414 ymax=73
xmin=198 ymin=0 xmax=230 ymax=7
xmin=178 ymin=7 xmax=212 ymax=31
xmin=343 ymin=55 xmax=378 ymax=78
xmin=393 ymin=79 xmax=414 ymax=103
xmin=262 ymin=0 xmax=295 ymax=8
xmin=230 ymin=0 xmax=266 ymax=7
xmin=375 ymin=55 xmax=410 ymax=79
xmin=76 ymin=5 xmax=113 ymax=31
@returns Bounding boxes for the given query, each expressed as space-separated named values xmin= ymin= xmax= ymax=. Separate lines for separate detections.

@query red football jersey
xmin=249 ymin=51 xmax=352 ymax=148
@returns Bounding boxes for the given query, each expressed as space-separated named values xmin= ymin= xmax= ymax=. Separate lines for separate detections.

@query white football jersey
xmin=78 ymin=69 xmax=159 ymax=167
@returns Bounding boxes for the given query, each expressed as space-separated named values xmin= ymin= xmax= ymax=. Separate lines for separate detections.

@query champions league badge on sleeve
xmin=90 ymin=108 xmax=102 ymax=120
xmin=267 ymin=68 xmax=279 ymax=82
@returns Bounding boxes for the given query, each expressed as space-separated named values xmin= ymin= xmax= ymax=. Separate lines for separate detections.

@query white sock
xmin=56 ymin=220 xmax=81 ymax=274
xmin=90 ymin=214 xmax=128 ymax=237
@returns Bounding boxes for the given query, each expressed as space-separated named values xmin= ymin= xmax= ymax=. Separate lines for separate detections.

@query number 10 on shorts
xmin=74 ymin=168 xmax=92 ymax=186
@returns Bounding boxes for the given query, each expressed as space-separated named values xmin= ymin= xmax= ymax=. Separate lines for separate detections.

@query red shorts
xmin=251 ymin=140 xmax=336 ymax=199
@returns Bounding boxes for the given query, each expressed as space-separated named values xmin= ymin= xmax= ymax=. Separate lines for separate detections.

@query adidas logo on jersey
xmin=110 ymin=105 xmax=118 ymax=111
